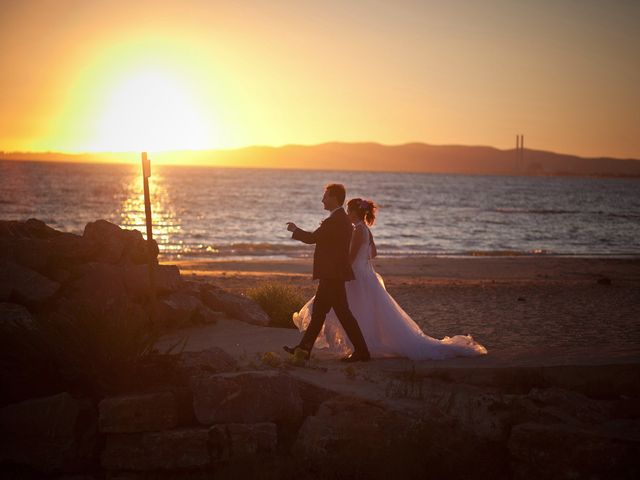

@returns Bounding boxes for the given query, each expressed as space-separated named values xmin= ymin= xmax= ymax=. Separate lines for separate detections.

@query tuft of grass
xmin=248 ymin=282 xmax=306 ymax=329
xmin=261 ymin=351 xmax=282 ymax=368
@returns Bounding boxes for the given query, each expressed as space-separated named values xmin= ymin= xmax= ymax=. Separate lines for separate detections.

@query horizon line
xmin=1 ymin=140 xmax=639 ymax=162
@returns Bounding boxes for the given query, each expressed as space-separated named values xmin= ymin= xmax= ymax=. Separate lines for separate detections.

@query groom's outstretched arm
xmin=289 ymin=221 xmax=331 ymax=245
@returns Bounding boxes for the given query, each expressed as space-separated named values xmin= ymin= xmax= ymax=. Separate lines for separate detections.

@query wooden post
xmin=141 ymin=152 xmax=158 ymax=320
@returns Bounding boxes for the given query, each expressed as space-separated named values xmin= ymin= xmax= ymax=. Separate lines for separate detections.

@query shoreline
xmin=167 ymin=255 xmax=640 ymax=282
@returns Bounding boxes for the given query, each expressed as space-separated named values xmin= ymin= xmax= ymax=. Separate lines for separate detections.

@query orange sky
xmin=0 ymin=0 xmax=638 ymax=158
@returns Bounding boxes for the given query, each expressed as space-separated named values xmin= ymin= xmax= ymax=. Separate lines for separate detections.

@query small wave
xmin=493 ymin=208 xmax=578 ymax=215
xmin=178 ymin=242 xmax=313 ymax=258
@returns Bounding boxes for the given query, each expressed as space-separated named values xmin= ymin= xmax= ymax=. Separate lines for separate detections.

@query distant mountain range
xmin=2 ymin=142 xmax=640 ymax=177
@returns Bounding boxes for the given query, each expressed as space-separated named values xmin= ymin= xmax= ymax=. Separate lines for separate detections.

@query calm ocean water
xmin=1 ymin=160 xmax=639 ymax=258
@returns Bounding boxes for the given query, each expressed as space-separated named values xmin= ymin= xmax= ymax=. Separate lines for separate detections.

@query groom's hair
xmin=325 ymin=183 xmax=346 ymax=205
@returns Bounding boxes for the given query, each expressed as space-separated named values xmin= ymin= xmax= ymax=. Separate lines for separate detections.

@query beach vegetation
xmin=248 ymin=282 xmax=305 ymax=329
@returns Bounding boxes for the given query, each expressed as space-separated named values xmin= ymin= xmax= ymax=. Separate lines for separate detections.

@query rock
xmin=0 ymin=259 xmax=60 ymax=305
xmin=0 ymin=237 xmax=51 ymax=272
xmin=0 ymin=218 xmax=63 ymax=239
xmin=200 ymin=284 xmax=269 ymax=326
xmin=65 ymin=262 xmax=127 ymax=308
xmin=209 ymin=423 xmax=278 ymax=461
xmin=83 ymin=220 xmax=155 ymax=265
xmin=101 ymin=428 xmax=211 ymax=471
xmin=122 ymin=264 xmax=182 ymax=297
xmin=0 ymin=392 xmax=97 ymax=474
xmin=0 ymin=220 xmax=94 ymax=274
xmin=158 ymin=292 xmax=220 ymax=326
xmin=0 ymin=302 xmax=36 ymax=331
xmin=293 ymin=396 xmax=411 ymax=465
xmin=178 ymin=348 xmax=238 ymax=381
xmin=508 ymin=421 xmax=640 ymax=480
xmin=192 ymin=371 xmax=303 ymax=425
xmin=98 ymin=392 xmax=180 ymax=433
xmin=420 ymin=379 xmax=515 ymax=441
xmin=526 ymin=387 xmax=611 ymax=425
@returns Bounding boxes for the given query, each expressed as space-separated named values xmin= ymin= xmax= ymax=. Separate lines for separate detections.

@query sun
xmin=90 ymin=69 xmax=214 ymax=152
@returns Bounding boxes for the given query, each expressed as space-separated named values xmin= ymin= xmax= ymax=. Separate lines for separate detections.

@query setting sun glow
xmin=91 ymin=70 xmax=212 ymax=152
xmin=0 ymin=1 xmax=639 ymax=159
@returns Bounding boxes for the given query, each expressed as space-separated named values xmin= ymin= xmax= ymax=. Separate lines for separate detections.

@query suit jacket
xmin=292 ymin=208 xmax=355 ymax=281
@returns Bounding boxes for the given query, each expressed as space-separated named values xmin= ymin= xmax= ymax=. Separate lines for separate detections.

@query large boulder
xmin=0 ymin=218 xmax=62 ymax=239
xmin=192 ymin=371 xmax=303 ymax=426
xmin=64 ymin=262 xmax=127 ymax=309
xmin=101 ymin=428 xmax=211 ymax=471
xmin=0 ymin=259 xmax=60 ymax=305
xmin=121 ymin=264 xmax=182 ymax=297
xmin=209 ymin=422 xmax=278 ymax=461
xmin=178 ymin=348 xmax=238 ymax=382
xmin=0 ymin=219 xmax=94 ymax=274
xmin=199 ymin=284 xmax=269 ymax=326
xmin=419 ymin=378 xmax=515 ymax=441
xmin=293 ymin=396 xmax=414 ymax=475
xmin=98 ymin=392 xmax=180 ymax=433
xmin=83 ymin=219 xmax=156 ymax=265
xmin=158 ymin=292 xmax=221 ymax=327
xmin=0 ymin=392 xmax=97 ymax=474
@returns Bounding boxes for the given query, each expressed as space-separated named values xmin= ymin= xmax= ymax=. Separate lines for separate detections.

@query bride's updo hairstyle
xmin=347 ymin=198 xmax=377 ymax=226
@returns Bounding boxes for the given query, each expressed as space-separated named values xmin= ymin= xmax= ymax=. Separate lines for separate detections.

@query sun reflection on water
xmin=119 ymin=168 xmax=182 ymax=255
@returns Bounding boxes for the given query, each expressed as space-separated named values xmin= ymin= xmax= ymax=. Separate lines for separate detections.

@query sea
xmin=1 ymin=160 xmax=639 ymax=259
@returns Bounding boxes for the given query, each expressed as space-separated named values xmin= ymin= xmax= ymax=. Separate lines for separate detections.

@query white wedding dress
xmin=293 ymin=223 xmax=488 ymax=360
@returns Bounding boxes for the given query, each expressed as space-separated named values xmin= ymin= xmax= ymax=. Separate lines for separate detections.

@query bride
xmin=293 ymin=198 xmax=488 ymax=361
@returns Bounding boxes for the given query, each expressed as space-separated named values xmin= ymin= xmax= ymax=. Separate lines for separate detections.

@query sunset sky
xmin=0 ymin=0 xmax=638 ymax=158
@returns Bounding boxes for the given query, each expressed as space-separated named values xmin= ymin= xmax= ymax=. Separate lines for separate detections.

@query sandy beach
xmin=162 ymin=256 xmax=640 ymax=368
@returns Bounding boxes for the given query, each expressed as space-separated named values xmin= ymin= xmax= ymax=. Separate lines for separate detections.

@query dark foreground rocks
xmin=1 ymin=358 xmax=638 ymax=479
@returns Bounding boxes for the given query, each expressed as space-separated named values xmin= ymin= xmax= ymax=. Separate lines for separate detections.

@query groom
xmin=284 ymin=183 xmax=370 ymax=363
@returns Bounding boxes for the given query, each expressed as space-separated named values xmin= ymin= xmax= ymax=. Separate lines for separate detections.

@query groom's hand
xmin=286 ymin=222 xmax=297 ymax=232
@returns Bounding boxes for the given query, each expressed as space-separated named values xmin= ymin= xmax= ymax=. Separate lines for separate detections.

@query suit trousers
xmin=300 ymin=278 xmax=369 ymax=354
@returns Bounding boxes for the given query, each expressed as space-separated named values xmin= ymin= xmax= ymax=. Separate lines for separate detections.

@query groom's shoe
xmin=341 ymin=351 xmax=371 ymax=363
xmin=283 ymin=345 xmax=310 ymax=360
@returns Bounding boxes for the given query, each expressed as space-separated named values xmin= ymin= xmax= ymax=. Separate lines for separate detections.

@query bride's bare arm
xmin=349 ymin=225 xmax=365 ymax=265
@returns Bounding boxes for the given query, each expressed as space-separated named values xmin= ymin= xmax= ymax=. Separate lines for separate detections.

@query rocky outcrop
xmin=0 ymin=218 xmax=268 ymax=332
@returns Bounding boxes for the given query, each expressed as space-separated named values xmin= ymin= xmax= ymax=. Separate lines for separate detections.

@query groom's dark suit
xmin=292 ymin=208 xmax=369 ymax=355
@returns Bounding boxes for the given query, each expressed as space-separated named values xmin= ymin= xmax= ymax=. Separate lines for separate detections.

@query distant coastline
xmin=2 ymin=142 xmax=640 ymax=178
